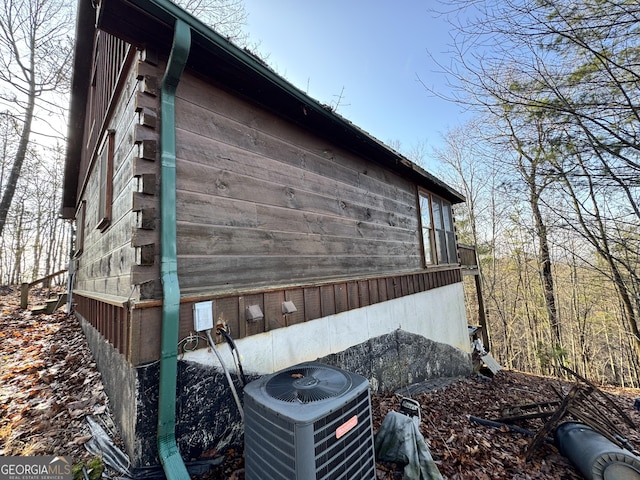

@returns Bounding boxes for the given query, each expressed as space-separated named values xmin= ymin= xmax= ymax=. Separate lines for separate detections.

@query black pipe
xmin=554 ymin=422 xmax=640 ymax=480
xmin=468 ymin=416 xmax=546 ymax=439
xmin=218 ymin=328 xmax=246 ymax=385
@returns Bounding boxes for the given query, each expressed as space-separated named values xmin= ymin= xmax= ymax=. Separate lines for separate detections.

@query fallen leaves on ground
xmin=2 ymin=285 xmax=639 ymax=479
xmin=197 ymin=362 xmax=640 ymax=479
xmin=0 ymin=286 xmax=119 ymax=464
xmin=373 ymin=370 xmax=639 ymax=479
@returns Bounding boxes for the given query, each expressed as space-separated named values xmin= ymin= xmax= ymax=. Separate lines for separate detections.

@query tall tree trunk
xmin=0 ymin=85 xmax=35 ymax=236
xmin=530 ymin=196 xmax=561 ymax=354
xmin=10 ymin=202 xmax=25 ymax=284
xmin=566 ymin=156 xmax=640 ymax=369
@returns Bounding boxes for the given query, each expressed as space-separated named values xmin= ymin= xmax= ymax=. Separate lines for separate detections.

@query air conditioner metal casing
xmin=244 ymin=361 xmax=376 ymax=480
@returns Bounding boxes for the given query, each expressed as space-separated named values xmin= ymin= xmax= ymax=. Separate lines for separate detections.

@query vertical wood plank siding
xmin=75 ymin=294 xmax=130 ymax=357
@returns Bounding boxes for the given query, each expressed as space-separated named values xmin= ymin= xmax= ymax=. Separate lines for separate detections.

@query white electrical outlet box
xmin=193 ymin=301 xmax=214 ymax=332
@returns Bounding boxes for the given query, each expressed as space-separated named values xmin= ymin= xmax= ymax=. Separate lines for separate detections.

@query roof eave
xmin=62 ymin=0 xmax=465 ymax=213
xmin=110 ymin=0 xmax=466 ymax=203
xmin=61 ymin=0 xmax=96 ymax=218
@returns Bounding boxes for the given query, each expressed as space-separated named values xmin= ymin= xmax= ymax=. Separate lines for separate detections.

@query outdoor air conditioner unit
xmin=244 ymin=361 xmax=376 ymax=480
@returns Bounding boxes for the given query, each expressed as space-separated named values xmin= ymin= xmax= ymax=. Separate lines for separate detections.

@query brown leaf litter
xmin=0 ymin=286 xmax=121 ymax=464
xmin=1 ymin=286 xmax=639 ymax=479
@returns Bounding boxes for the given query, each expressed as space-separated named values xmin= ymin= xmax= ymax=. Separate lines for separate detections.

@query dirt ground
xmin=2 ymin=285 xmax=639 ymax=479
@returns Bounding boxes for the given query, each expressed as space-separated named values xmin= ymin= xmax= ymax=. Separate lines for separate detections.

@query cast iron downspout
xmin=157 ymin=18 xmax=191 ymax=480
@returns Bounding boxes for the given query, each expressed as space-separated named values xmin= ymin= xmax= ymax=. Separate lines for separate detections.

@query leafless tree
xmin=174 ymin=0 xmax=249 ymax=43
xmin=0 ymin=0 xmax=73 ymax=236
xmin=432 ymin=0 xmax=640 ymax=380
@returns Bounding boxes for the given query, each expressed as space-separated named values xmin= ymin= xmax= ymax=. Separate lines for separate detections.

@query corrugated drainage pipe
xmin=157 ymin=18 xmax=191 ymax=480
xmin=555 ymin=422 xmax=640 ymax=480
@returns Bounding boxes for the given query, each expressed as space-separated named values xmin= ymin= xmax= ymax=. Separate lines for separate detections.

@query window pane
xmin=74 ymin=201 xmax=86 ymax=257
xmin=420 ymin=194 xmax=431 ymax=226
xmin=423 ymin=228 xmax=433 ymax=263
xmin=436 ymin=230 xmax=447 ymax=263
xmin=98 ymin=147 xmax=108 ymax=215
xmin=447 ymin=231 xmax=458 ymax=263
xmin=97 ymin=131 xmax=114 ymax=231
xmin=419 ymin=193 xmax=434 ymax=265
xmin=443 ymin=202 xmax=453 ymax=231
xmin=432 ymin=197 xmax=443 ymax=229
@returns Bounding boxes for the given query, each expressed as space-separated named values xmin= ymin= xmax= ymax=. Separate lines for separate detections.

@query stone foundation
xmin=81 ymin=316 xmax=472 ymax=467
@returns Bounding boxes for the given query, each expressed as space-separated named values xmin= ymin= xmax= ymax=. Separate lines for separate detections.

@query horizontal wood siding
xmin=130 ymin=268 xmax=462 ymax=364
xmin=78 ymin=32 xmax=132 ymax=196
xmin=75 ymin=49 xmax=163 ymax=301
xmin=174 ymin=72 xmax=422 ymax=294
xmin=76 ymin=52 xmax=140 ymax=298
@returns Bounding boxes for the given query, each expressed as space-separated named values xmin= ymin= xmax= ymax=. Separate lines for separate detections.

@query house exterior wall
xmin=72 ymin=55 xmax=468 ymax=359
xmin=74 ymin=44 xmax=161 ymax=301
xmin=128 ymin=267 xmax=463 ymax=364
xmin=75 ymin=312 xmax=139 ymax=464
xmin=129 ymin=286 xmax=471 ymax=467
xmin=79 ymin=284 xmax=472 ymax=468
xmin=74 ymin=69 xmax=136 ymax=297
xmin=67 ymin=24 xmax=474 ymax=470
xmin=173 ymin=71 xmax=425 ymax=295
xmin=184 ymin=283 xmax=470 ymax=376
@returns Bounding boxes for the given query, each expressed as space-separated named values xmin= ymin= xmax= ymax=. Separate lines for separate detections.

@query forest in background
xmin=0 ymin=0 xmax=249 ymax=285
xmin=0 ymin=0 xmax=638 ymax=386
xmin=432 ymin=0 xmax=640 ymax=387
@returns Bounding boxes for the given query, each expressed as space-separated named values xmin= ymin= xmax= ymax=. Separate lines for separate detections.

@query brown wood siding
xmin=73 ymin=52 xmax=467 ymax=366
xmin=75 ymin=57 xmax=140 ymax=297
xmin=75 ymin=48 xmax=163 ymax=301
xmin=129 ymin=268 xmax=462 ymax=364
xmin=173 ymin=72 xmax=422 ymax=295
xmin=79 ymin=32 xmax=133 ymax=205
xmin=75 ymin=294 xmax=130 ymax=358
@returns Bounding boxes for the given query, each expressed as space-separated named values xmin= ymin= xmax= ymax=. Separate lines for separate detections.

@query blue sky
xmin=241 ymin=1 xmax=465 ymax=167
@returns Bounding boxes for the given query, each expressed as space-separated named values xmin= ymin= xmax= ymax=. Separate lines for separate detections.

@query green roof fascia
xmin=62 ymin=0 xmax=465 ymax=213
xmin=121 ymin=0 xmax=465 ymax=204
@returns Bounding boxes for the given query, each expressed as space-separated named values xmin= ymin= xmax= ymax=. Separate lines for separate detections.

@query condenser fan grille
xmin=265 ymin=365 xmax=352 ymax=403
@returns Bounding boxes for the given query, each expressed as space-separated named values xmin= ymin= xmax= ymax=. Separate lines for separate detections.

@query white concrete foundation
xmin=184 ymin=283 xmax=470 ymax=375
